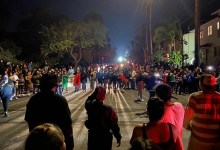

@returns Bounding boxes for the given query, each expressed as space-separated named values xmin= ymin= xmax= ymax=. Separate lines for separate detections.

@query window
xmin=217 ymin=22 xmax=220 ymax=30
xmin=200 ymin=31 xmax=204 ymax=39
xmin=208 ymin=25 xmax=212 ymax=36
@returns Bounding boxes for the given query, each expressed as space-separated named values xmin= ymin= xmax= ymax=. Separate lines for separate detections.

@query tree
xmin=0 ymin=40 xmax=22 ymax=57
xmin=153 ymin=50 xmax=164 ymax=62
xmin=40 ymin=20 xmax=107 ymax=68
xmin=0 ymin=40 xmax=22 ymax=63
xmin=153 ymin=20 xmax=182 ymax=53
xmin=169 ymin=50 xmax=182 ymax=67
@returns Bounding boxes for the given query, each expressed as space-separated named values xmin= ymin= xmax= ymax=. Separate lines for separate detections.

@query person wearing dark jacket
xmin=85 ymin=86 xmax=122 ymax=150
xmin=24 ymin=74 xmax=74 ymax=150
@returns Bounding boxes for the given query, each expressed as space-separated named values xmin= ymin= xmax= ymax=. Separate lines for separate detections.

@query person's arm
xmin=62 ymin=125 xmax=74 ymax=150
xmin=175 ymin=134 xmax=184 ymax=150
xmin=171 ymin=124 xmax=184 ymax=150
xmin=183 ymin=95 xmax=195 ymax=130
xmin=129 ymin=125 xmax=142 ymax=145
xmin=183 ymin=107 xmax=194 ymax=130
xmin=130 ymin=127 xmax=138 ymax=145
xmin=61 ymin=98 xmax=74 ymax=150
xmin=110 ymin=109 xmax=122 ymax=147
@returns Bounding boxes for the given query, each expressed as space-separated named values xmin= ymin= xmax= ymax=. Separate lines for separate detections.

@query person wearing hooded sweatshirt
xmin=85 ymin=86 xmax=122 ymax=150
xmin=0 ymin=79 xmax=13 ymax=117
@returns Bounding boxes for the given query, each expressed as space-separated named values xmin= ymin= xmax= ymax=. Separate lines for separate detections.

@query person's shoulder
xmin=214 ymin=91 xmax=220 ymax=96
xmin=53 ymin=94 xmax=68 ymax=103
xmin=173 ymin=102 xmax=184 ymax=108
xmin=26 ymin=94 xmax=40 ymax=107
xmin=103 ymin=103 xmax=114 ymax=110
xmin=132 ymin=123 xmax=144 ymax=133
xmin=189 ymin=91 xmax=202 ymax=98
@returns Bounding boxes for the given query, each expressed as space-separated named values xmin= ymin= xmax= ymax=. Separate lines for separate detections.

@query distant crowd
xmin=0 ymin=59 xmax=220 ymax=100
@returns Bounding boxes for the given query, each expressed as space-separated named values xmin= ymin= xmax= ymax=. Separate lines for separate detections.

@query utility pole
xmin=145 ymin=0 xmax=153 ymax=63
xmin=194 ymin=0 xmax=200 ymax=67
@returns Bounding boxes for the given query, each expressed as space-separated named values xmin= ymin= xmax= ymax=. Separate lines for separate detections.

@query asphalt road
xmin=0 ymin=87 xmax=191 ymax=150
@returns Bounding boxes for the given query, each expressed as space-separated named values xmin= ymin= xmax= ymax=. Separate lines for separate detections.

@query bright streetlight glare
xmin=207 ymin=65 xmax=214 ymax=71
xmin=118 ymin=57 xmax=123 ymax=62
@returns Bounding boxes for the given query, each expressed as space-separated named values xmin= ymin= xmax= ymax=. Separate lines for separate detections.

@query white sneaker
xmin=140 ymin=99 xmax=145 ymax=102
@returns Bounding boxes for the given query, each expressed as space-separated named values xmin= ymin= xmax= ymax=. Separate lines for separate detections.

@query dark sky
xmin=11 ymin=0 xmax=220 ymax=56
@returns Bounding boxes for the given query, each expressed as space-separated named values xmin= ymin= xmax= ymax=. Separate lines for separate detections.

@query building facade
xmin=183 ymin=9 xmax=220 ymax=67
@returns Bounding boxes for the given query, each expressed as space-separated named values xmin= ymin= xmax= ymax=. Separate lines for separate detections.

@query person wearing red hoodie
xmin=85 ymin=86 xmax=122 ymax=150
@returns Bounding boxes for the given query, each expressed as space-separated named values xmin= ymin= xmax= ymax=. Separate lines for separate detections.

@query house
xmin=183 ymin=30 xmax=195 ymax=65
xmin=200 ymin=9 xmax=220 ymax=66
xmin=183 ymin=9 xmax=220 ymax=66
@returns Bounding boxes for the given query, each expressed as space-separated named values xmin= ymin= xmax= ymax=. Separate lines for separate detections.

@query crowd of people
xmin=0 ymin=59 xmax=219 ymax=101
xmin=0 ymin=59 xmax=220 ymax=150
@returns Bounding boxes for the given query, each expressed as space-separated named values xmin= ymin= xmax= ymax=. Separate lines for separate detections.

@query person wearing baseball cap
xmin=184 ymin=74 xmax=220 ymax=150
xmin=85 ymin=86 xmax=122 ymax=150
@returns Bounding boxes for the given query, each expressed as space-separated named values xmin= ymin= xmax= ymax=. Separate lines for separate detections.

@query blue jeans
xmin=2 ymin=95 xmax=11 ymax=112
xmin=82 ymin=80 xmax=87 ymax=90
xmin=56 ymin=85 xmax=63 ymax=95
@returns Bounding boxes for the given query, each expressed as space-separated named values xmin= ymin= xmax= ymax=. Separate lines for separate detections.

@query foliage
xmin=153 ymin=20 xmax=182 ymax=52
xmin=168 ymin=50 xmax=182 ymax=66
xmin=0 ymin=40 xmax=22 ymax=57
xmin=153 ymin=50 xmax=164 ymax=62
xmin=0 ymin=47 xmax=17 ymax=63
xmin=40 ymin=19 xmax=107 ymax=67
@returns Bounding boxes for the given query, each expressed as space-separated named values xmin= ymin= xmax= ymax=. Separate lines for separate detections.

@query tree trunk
xmin=69 ymin=48 xmax=83 ymax=69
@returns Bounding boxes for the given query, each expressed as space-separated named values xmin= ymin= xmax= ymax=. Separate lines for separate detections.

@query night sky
xmin=8 ymin=0 xmax=220 ymax=56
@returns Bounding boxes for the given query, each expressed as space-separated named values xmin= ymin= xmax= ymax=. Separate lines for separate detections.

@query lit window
xmin=200 ymin=31 xmax=204 ymax=39
xmin=208 ymin=25 xmax=212 ymax=36
xmin=217 ymin=22 xmax=220 ymax=30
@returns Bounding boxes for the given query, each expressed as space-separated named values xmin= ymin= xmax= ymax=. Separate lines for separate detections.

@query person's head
xmin=39 ymin=73 xmax=58 ymax=91
xmin=147 ymin=97 xmax=164 ymax=122
xmin=92 ymin=86 xmax=106 ymax=103
xmin=25 ymin=123 xmax=66 ymax=150
xmin=200 ymin=74 xmax=216 ymax=91
xmin=155 ymin=84 xmax=172 ymax=102
xmin=130 ymin=139 xmax=162 ymax=150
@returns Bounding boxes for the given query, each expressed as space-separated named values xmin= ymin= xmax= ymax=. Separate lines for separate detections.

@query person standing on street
xmin=155 ymin=83 xmax=184 ymax=137
xmin=81 ymin=69 xmax=87 ymax=92
xmin=135 ymin=68 xmax=145 ymax=102
xmin=0 ymin=80 xmax=13 ymax=117
xmin=184 ymin=74 xmax=220 ymax=150
xmin=130 ymin=98 xmax=184 ymax=150
xmin=85 ymin=86 xmax=122 ymax=150
xmin=24 ymin=73 xmax=74 ymax=150
xmin=74 ymin=69 xmax=81 ymax=92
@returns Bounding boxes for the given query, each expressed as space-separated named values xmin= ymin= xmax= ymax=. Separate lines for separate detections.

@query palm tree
xmin=153 ymin=20 xmax=182 ymax=53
